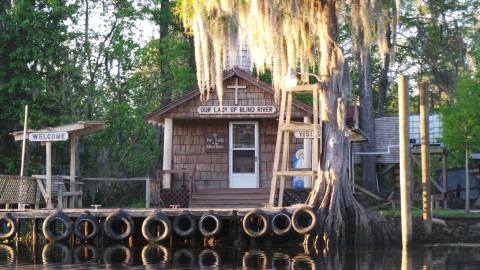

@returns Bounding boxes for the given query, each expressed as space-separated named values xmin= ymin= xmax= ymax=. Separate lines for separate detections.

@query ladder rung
xmin=275 ymin=171 xmax=317 ymax=177
xmin=287 ymin=84 xmax=319 ymax=93
xmin=281 ymin=122 xmax=320 ymax=131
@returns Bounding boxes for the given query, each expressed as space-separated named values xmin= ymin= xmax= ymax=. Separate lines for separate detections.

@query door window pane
xmin=233 ymin=150 xmax=255 ymax=173
xmin=233 ymin=124 xmax=255 ymax=148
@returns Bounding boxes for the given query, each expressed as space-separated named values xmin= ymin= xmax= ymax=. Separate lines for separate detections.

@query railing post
xmin=145 ymin=177 xmax=151 ymax=208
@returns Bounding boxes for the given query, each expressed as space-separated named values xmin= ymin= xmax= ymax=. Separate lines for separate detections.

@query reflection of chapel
xmin=146 ymin=67 xmax=365 ymax=208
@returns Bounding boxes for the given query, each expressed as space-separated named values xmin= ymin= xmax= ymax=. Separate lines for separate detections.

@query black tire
xmin=42 ymin=211 xmax=73 ymax=242
xmin=74 ymin=211 xmax=99 ymax=242
xmin=198 ymin=213 xmax=222 ymax=237
xmin=242 ymin=209 xmax=269 ymax=238
xmin=41 ymin=243 xmax=72 ymax=264
xmin=73 ymin=244 xmax=98 ymax=263
xmin=104 ymin=210 xmax=134 ymax=241
xmin=291 ymin=206 xmax=317 ymax=235
xmin=271 ymin=212 xmax=292 ymax=236
xmin=173 ymin=212 xmax=197 ymax=238
xmin=103 ymin=244 xmax=132 ymax=265
xmin=0 ymin=213 xmax=17 ymax=240
xmin=142 ymin=212 xmax=172 ymax=242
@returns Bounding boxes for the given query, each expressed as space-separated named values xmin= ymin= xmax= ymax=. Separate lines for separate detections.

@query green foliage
xmin=0 ymin=0 xmax=195 ymax=180
xmin=441 ymin=76 xmax=480 ymax=155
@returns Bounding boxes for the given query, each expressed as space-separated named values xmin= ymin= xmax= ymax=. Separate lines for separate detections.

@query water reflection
xmin=1 ymin=242 xmax=480 ymax=269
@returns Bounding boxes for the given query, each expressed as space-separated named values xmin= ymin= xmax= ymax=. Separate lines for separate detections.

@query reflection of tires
xmin=41 ymin=243 xmax=72 ymax=264
xmin=141 ymin=244 xmax=169 ymax=266
xmin=292 ymin=254 xmax=316 ymax=270
xmin=198 ymin=213 xmax=222 ymax=237
xmin=142 ymin=212 xmax=172 ymax=242
xmin=0 ymin=213 xmax=16 ymax=240
xmin=0 ymin=244 xmax=15 ymax=265
xmin=103 ymin=245 xmax=132 ymax=265
xmin=198 ymin=249 xmax=220 ymax=268
xmin=242 ymin=209 xmax=269 ymax=238
xmin=173 ymin=212 xmax=197 ymax=237
xmin=104 ymin=210 xmax=134 ymax=241
xmin=73 ymin=244 xmax=98 ymax=263
xmin=271 ymin=212 xmax=292 ymax=236
xmin=242 ymin=249 xmax=267 ymax=269
xmin=172 ymin=249 xmax=196 ymax=267
xmin=291 ymin=206 xmax=317 ymax=234
xmin=74 ymin=212 xmax=99 ymax=242
xmin=271 ymin=252 xmax=291 ymax=270
xmin=42 ymin=211 xmax=73 ymax=242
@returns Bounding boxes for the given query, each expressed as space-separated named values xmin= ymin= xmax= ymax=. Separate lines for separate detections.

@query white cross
xmin=227 ymin=78 xmax=247 ymax=105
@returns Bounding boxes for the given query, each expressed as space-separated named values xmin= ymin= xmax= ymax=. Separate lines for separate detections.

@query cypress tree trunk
xmin=359 ymin=50 xmax=377 ymax=193
xmin=306 ymin=0 xmax=387 ymax=248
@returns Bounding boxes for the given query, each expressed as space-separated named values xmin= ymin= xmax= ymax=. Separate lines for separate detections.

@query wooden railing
xmin=162 ymin=164 xmax=197 ymax=205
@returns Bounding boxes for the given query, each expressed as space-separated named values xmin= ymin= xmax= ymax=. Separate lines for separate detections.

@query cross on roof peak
xmin=227 ymin=77 xmax=247 ymax=105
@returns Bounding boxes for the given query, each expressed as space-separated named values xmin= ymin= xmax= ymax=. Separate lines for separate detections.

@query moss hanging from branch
xmin=175 ymin=0 xmax=396 ymax=248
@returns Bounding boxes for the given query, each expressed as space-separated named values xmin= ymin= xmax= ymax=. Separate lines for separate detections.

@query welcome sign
xmin=29 ymin=132 xmax=69 ymax=142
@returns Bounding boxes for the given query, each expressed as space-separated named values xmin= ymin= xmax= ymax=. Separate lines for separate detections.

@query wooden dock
xmin=0 ymin=206 xmax=293 ymax=219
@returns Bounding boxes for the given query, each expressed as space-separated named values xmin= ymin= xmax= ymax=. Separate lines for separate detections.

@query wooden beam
xmin=278 ymin=91 xmax=293 ymax=207
xmin=419 ymin=82 xmax=432 ymax=238
xmin=354 ymin=184 xmax=384 ymax=201
xmin=269 ymin=87 xmax=287 ymax=206
xmin=162 ymin=118 xmax=173 ymax=189
xmin=69 ymin=135 xmax=77 ymax=208
xmin=45 ymin=142 xmax=53 ymax=209
xmin=442 ymin=152 xmax=448 ymax=208
xmin=398 ymin=75 xmax=412 ymax=246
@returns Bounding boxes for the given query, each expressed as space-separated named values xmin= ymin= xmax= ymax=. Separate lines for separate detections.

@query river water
xmin=0 ymin=242 xmax=479 ymax=269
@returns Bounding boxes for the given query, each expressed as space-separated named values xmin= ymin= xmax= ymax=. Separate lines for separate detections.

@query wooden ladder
xmin=269 ymin=83 xmax=321 ymax=207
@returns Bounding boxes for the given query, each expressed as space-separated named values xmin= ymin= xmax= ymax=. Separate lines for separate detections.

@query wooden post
xmin=278 ymin=91 xmax=293 ymax=207
xmin=145 ymin=177 xmax=151 ymax=208
xmin=269 ymin=87 xmax=287 ymax=206
xmin=69 ymin=135 xmax=77 ymax=208
xmin=419 ymin=82 xmax=432 ymax=237
xmin=163 ymin=118 xmax=173 ymax=189
xmin=20 ymin=105 xmax=28 ymax=177
xmin=465 ymin=148 xmax=470 ymax=213
xmin=442 ymin=150 xmax=448 ymax=208
xmin=398 ymin=75 xmax=412 ymax=246
xmin=303 ymin=116 xmax=312 ymax=188
xmin=45 ymin=141 xmax=53 ymax=209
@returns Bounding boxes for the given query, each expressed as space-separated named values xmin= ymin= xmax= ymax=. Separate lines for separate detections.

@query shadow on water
xmin=0 ymin=242 xmax=479 ymax=269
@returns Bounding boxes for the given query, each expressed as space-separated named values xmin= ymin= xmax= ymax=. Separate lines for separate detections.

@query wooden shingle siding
xmin=170 ymin=118 xmax=303 ymax=189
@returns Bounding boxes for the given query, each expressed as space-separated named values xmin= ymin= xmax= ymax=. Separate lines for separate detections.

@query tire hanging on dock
xmin=104 ymin=210 xmax=134 ymax=241
xmin=271 ymin=211 xmax=292 ymax=236
xmin=198 ymin=213 xmax=222 ymax=237
xmin=291 ymin=206 xmax=317 ymax=235
xmin=242 ymin=209 xmax=269 ymax=238
xmin=142 ymin=212 xmax=172 ymax=243
xmin=173 ymin=212 xmax=197 ymax=238
xmin=0 ymin=213 xmax=17 ymax=240
xmin=42 ymin=211 xmax=73 ymax=242
xmin=73 ymin=211 xmax=99 ymax=242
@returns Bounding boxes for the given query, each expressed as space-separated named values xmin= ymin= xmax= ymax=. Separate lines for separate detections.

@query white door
xmin=229 ymin=121 xmax=259 ymax=188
